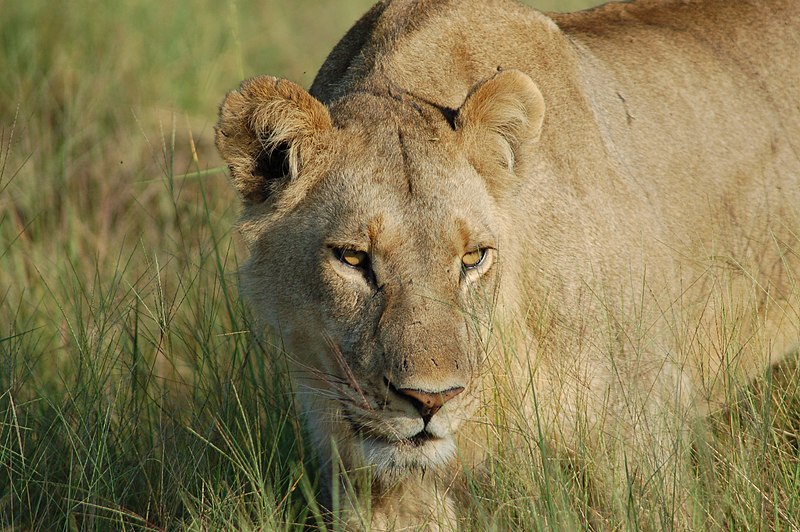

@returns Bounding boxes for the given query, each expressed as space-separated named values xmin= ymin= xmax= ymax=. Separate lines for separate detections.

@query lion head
xmin=215 ymin=71 xmax=544 ymax=478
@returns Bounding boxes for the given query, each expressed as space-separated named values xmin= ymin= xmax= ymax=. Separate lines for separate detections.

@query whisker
xmin=322 ymin=331 xmax=373 ymax=412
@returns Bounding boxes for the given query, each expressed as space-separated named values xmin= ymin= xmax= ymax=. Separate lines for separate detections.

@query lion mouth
xmin=359 ymin=432 xmax=455 ymax=474
xmin=369 ymin=429 xmax=440 ymax=449
xmin=406 ymin=430 xmax=437 ymax=447
xmin=347 ymin=417 xmax=439 ymax=448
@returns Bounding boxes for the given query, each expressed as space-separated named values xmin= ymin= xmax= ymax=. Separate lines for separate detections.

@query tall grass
xmin=1 ymin=0 xmax=798 ymax=529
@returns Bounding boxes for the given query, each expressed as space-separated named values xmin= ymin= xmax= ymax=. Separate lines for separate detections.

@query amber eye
xmin=335 ymin=248 xmax=369 ymax=268
xmin=461 ymin=249 xmax=487 ymax=270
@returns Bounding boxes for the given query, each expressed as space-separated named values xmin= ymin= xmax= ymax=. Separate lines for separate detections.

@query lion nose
xmin=395 ymin=386 xmax=464 ymax=422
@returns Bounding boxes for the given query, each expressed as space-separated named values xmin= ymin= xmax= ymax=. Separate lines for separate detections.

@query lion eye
xmin=336 ymin=248 xmax=368 ymax=268
xmin=461 ymin=249 xmax=487 ymax=270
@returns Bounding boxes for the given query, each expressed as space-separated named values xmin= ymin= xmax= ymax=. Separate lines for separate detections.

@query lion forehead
xmin=318 ymin=121 xmax=496 ymax=233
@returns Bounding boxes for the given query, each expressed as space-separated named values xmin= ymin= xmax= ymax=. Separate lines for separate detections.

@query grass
xmin=1 ymin=0 xmax=799 ymax=529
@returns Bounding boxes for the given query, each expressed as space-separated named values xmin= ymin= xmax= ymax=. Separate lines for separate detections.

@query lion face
xmin=215 ymin=71 xmax=544 ymax=475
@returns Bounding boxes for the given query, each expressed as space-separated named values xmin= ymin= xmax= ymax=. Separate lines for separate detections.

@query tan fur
xmin=216 ymin=0 xmax=800 ymax=528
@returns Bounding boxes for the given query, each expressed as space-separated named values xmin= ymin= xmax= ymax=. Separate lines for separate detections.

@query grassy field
xmin=2 ymin=0 xmax=799 ymax=529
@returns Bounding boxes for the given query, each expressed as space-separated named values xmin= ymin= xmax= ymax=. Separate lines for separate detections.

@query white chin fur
xmin=357 ymin=436 xmax=456 ymax=476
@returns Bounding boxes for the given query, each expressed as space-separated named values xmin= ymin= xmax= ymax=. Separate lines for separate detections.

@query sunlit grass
xmin=2 ymin=0 xmax=798 ymax=529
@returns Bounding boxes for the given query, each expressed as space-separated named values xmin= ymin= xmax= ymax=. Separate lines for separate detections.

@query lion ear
xmin=215 ymin=76 xmax=333 ymax=204
xmin=456 ymin=70 xmax=545 ymax=178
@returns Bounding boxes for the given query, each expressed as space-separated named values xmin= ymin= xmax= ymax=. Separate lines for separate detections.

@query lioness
xmin=215 ymin=0 xmax=800 ymax=528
